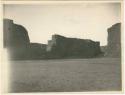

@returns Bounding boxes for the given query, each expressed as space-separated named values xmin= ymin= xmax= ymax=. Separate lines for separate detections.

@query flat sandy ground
xmin=9 ymin=58 xmax=121 ymax=92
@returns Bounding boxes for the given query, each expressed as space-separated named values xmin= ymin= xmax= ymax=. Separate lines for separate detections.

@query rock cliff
xmin=4 ymin=19 xmax=30 ymax=59
xmin=5 ymin=18 xmax=119 ymax=59
xmin=47 ymin=34 xmax=101 ymax=58
xmin=105 ymin=23 xmax=121 ymax=57
xmin=4 ymin=19 xmax=47 ymax=60
xmin=29 ymin=43 xmax=47 ymax=59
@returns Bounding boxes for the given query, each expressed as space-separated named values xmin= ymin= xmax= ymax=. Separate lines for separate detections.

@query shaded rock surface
xmin=4 ymin=19 xmax=48 ymax=60
xmin=105 ymin=23 xmax=121 ymax=57
xmin=46 ymin=35 xmax=101 ymax=58
xmin=101 ymin=46 xmax=107 ymax=53
xmin=4 ymin=19 xmax=30 ymax=47
xmin=29 ymin=43 xmax=47 ymax=59
xmin=4 ymin=19 xmax=120 ymax=59
xmin=4 ymin=19 xmax=30 ymax=59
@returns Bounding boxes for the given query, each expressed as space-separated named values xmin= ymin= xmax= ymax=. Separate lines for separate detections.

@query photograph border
xmin=0 ymin=0 xmax=124 ymax=94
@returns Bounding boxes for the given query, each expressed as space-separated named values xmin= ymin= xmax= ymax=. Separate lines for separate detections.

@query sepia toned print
xmin=3 ymin=2 xmax=122 ymax=93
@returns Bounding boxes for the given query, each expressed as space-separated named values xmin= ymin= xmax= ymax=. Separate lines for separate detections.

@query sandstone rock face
xmin=29 ymin=43 xmax=47 ymax=59
xmin=4 ymin=19 xmax=30 ymax=48
xmin=4 ymin=19 xmax=48 ymax=60
xmin=101 ymin=46 xmax=107 ymax=53
xmin=4 ymin=19 xmax=30 ymax=59
xmin=4 ymin=19 xmax=102 ymax=59
xmin=47 ymin=35 xmax=101 ymax=58
xmin=106 ymin=23 xmax=121 ymax=57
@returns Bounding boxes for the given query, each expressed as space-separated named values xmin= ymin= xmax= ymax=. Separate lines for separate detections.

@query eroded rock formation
xmin=46 ymin=35 xmax=101 ymax=58
xmin=4 ymin=19 xmax=30 ymax=59
xmin=4 ymin=18 xmax=104 ymax=60
xmin=105 ymin=23 xmax=121 ymax=57
xmin=29 ymin=43 xmax=47 ymax=59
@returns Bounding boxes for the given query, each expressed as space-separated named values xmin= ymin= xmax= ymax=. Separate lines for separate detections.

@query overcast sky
xmin=4 ymin=3 xmax=121 ymax=46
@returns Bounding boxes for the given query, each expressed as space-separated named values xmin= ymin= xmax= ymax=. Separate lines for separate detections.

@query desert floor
xmin=9 ymin=58 xmax=121 ymax=92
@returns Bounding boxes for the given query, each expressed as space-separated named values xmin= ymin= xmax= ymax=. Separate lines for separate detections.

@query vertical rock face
xmin=4 ymin=19 xmax=30 ymax=47
xmin=3 ymin=19 xmax=102 ymax=59
xmin=3 ymin=19 xmax=13 ymax=48
xmin=47 ymin=34 xmax=101 ymax=58
xmin=106 ymin=23 xmax=121 ymax=57
xmin=4 ymin=19 xmax=30 ymax=59
xmin=29 ymin=43 xmax=47 ymax=59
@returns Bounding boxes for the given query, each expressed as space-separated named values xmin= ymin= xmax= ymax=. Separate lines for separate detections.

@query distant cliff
xmin=4 ymin=19 xmax=47 ymax=60
xmin=4 ymin=19 xmax=30 ymax=48
xmin=105 ymin=23 xmax=121 ymax=57
xmin=46 ymin=35 xmax=101 ymax=58
xmin=3 ymin=19 xmax=102 ymax=60
xmin=4 ymin=19 xmax=120 ymax=60
xmin=29 ymin=43 xmax=47 ymax=59
xmin=4 ymin=19 xmax=30 ymax=59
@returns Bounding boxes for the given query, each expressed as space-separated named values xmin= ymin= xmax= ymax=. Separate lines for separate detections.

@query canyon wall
xmin=4 ymin=19 xmax=30 ymax=59
xmin=46 ymin=35 xmax=101 ymax=58
xmin=4 ymin=19 xmax=120 ymax=59
xmin=105 ymin=23 xmax=121 ymax=57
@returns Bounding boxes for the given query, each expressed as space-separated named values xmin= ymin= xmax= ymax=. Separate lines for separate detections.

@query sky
xmin=4 ymin=3 xmax=121 ymax=46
